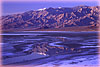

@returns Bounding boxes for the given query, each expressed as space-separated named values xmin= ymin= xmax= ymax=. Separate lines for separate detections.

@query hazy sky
xmin=2 ymin=1 xmax=99 ymax=16
xmin=2 ymin=0 xmax=99 ymax=2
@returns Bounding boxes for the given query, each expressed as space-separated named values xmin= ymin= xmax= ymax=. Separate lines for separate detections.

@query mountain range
xmin=1 ymin=5 xmax=100 ymax=31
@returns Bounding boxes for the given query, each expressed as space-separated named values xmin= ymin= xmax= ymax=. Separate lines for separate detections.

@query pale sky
xmin=2 ymin=0 xmax=100 ymax=16
xmin=2 ymin=0 xmax=100 ymax=2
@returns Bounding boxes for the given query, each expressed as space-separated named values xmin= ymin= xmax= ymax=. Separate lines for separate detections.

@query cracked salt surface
xmin=33 ymin=55 xmax=98 ymax=67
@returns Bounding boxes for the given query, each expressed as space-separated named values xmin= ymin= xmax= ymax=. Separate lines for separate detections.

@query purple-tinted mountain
xmin=1 ymin=6 xmax=100 ymax=31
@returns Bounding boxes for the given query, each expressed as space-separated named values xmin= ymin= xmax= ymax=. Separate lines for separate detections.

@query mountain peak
xmin=2 ymin=6 xmax=99 ymax=31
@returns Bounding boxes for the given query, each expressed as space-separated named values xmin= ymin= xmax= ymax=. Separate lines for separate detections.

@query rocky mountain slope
xmin=1 ymin=6 xmax=100 ymax=31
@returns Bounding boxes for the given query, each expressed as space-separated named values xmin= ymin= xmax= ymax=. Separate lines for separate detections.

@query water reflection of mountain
xmin=2 ymin=31 xmax=99 ymax=65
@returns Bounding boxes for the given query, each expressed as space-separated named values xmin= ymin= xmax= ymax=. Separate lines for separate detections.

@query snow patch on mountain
xmin=38 ymin=8 xmax=46 ymax=11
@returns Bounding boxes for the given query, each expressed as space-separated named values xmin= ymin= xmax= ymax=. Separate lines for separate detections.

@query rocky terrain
xmin=1 ymin=5 xmax=100 ymax=31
